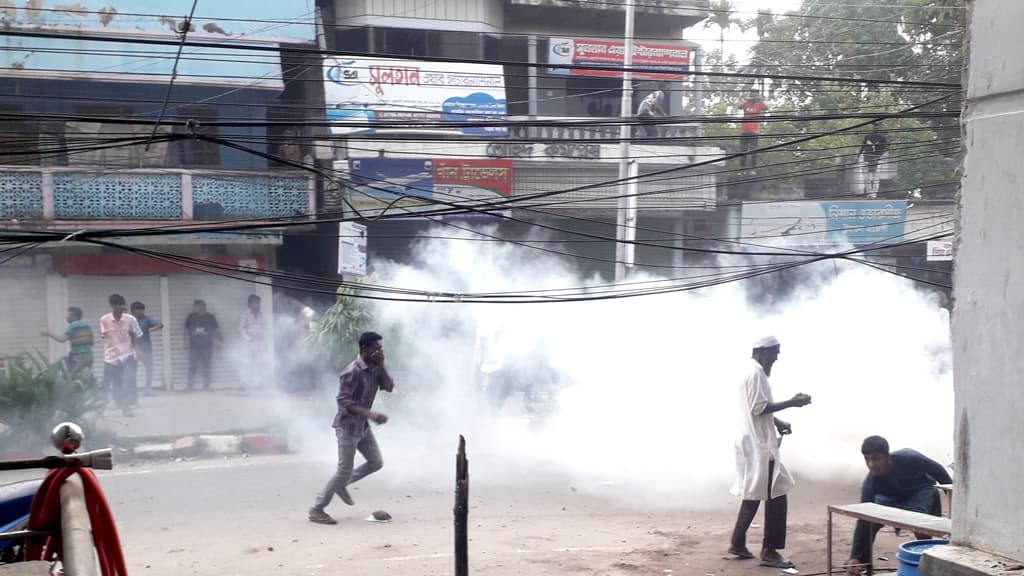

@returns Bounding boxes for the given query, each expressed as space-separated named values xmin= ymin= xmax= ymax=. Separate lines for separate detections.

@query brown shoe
xmin=308 ymin=508 xmax=337 ymax=525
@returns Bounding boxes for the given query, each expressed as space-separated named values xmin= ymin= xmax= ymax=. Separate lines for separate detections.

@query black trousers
xmin=188 ymin=346 xmax=213 ymax=390
xmin=740 ymin=134 xmax=759 ymax=168
xmin=731 ymin=459 xmax=789 ymax=551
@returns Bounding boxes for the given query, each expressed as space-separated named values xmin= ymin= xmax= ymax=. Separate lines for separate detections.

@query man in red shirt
xmin=740 ymin=90 xmax=767 ymax=169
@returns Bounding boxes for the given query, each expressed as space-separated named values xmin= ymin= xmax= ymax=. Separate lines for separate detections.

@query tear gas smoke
xmin=292 ymin=226 xmax=953 ymax=508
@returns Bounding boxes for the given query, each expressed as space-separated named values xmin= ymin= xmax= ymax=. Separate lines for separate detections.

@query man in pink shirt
xmin=100 ymin=293 xmax=143 ymax=416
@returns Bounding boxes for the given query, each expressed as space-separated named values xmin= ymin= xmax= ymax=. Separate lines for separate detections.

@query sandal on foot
xmin=759 ymin=557 xmax=795 ymax=569
xmin=728 ymin=548 xmax=756 ymax=559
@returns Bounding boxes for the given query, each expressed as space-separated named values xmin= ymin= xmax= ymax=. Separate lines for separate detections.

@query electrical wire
xmin=0 ymin=28 xmax=963 ymax=89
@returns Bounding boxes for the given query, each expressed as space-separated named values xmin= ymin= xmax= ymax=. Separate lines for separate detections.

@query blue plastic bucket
xmin=897 ymin=539 xmax=949 ymax=576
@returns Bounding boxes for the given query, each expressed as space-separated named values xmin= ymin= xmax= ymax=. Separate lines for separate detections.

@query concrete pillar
xmin=160 ymin=274 xmax=173 ymax=389
xmin=44 ymin=273 xmax=68 ymax=363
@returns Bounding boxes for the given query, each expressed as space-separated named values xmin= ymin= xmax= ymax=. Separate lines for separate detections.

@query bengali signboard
xmin=324 ymin=57 xmax=507 ymax=136
xmin=509 ymin=0 xmax=699 ymax=16
xmin=347 ymin=158 xmax=513 ymax=219
xmin=740 ymin=201 xmax=909 ymax=247
xmin=547 ymin=38 xmax=693 ymax=80
xmin=337 ymin=222 xmax=368 ymax=277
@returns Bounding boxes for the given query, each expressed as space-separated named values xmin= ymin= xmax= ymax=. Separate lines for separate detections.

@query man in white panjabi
xmin=728 ymin=335 xmax=812 ymax=569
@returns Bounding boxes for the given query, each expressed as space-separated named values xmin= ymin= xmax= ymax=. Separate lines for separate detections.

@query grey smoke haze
xmin=287 ymin=226 xmax=954 ymax=507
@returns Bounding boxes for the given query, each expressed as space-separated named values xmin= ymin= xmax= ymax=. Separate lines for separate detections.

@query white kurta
xmin=731 ymin=359 xmax=794 ymax=500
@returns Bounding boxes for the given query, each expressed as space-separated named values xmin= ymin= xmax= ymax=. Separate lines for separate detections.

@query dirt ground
xmin=58 ymin=454 xmax=937 ymax=576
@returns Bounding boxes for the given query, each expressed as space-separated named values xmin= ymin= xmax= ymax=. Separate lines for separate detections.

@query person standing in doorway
xmin=239 ymin=294 xmax=267 ymax=390
xmin=131 ymin=301 xmax=164 ymax=393
xmin=41 ymin=306 xmax=94 ymax=372
xmin=729 ymin=335 xmax=812 ymax=569
xmin=184 ymin=299 xmax=220 ymax=391
xmin=309 ymin=331 xmax=395 ymax=525
xmin=740 ymin=90 xmax=767 ymax=170
xmin=100 ymin=294 xmax=143 ymax=416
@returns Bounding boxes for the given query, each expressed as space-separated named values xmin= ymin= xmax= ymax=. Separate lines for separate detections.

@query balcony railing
xmin=0 ymin=167 xmax=314 ymax=224
xmin=505 ymin=116 xmax=702 ymax=143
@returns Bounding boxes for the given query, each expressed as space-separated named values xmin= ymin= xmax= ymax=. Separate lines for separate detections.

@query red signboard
xmin=548 ymin=38 xmax=693 ymax=80
xmin=433 ymin=159 xmax=513 ymax=197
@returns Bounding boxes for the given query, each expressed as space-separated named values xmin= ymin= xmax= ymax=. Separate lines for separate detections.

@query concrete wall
xmin=952 ymin=0 xmax=1024 ymax=562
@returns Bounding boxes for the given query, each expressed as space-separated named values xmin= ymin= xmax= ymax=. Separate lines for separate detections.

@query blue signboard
xmin=347 ymin=159 xmax=435 ymax=215
xmin=741 ymin=200 xmax=909 ymax=247
xmin=824 ymin=201 xmax=907 ymax=245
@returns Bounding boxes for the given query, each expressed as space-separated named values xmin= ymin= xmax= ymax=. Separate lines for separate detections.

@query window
xmin=66 ymin=105 xmax=170 ymax=168
xmin=166 ymin=105 xmax=220 ymax=167
xmin=0 ymin=104 xmax=65 ymax=166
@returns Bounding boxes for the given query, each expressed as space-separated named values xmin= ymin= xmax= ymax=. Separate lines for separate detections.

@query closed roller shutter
xmin=0 ymin=274 xmax=49 ymax=360
xmin=66 ymin=275 xmax=166 ymax=386
xmin=167 ymin=274 xmax=254 ymax=390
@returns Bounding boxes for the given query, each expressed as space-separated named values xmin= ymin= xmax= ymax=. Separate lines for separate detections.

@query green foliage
xmin=307 ymin=279 xmax=375 ymax=371
xmin=731 ymin=0 xmax=965 ymax=195
xmin=0 ymin=353 xmax=106 ymax=450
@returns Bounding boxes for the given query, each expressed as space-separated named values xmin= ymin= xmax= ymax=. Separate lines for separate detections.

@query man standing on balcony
xmin=859 ymin=130 xmax=889 ymax=198
xmin=100 ymin=294 xmax=143 ymax=416
xmin=740 ymin=90 xmax=767 ymax=170
xmin=185 ymin=299 xmax=221 ymax=391
xmin=635 ymin=82 xmax=669 ymax=139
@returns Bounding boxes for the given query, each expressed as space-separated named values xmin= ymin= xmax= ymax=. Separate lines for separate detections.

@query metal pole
xmin=694 ymin=48 xmax=704 ymax=135
xmin=528 ymin=35 xmax=538 ymax=120
xmin=615 ymin=1 xmax=636 ymax=283
xmin=60 ymin=475 xmax=98 ymax=576
xmin=454 ymin=435 xmax=469 ymax=576
xmin=624 ymin=160 xmax=638 ymax=270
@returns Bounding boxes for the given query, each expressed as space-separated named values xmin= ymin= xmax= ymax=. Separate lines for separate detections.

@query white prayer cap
xmin=753 ymin=335 xmax=781 ymax=349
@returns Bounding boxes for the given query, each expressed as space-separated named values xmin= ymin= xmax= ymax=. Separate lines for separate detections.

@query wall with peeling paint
xmin=952 ymin=0 xmax=1024 ymax=563
xmin=0 ymin=1 xmax=316 ymax=41
xmin=0 ymin=1 xmax=317 ymax=87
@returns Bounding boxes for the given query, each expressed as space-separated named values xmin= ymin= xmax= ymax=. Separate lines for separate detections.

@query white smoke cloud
xmin=299 ymin=226 xmax=955 ymax=508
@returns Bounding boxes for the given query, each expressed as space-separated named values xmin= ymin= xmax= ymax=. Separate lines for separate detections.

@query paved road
xmin=2 ymin=453 xmax=917 ymax=576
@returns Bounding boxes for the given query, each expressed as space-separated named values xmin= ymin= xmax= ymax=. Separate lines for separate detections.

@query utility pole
xmin=454 ymin=436 xmax=469 ymax=576
xmin=528 ymin=35 xmax=538 ymax=120
xmin=614 ymin=1 xmax=636 ymax=283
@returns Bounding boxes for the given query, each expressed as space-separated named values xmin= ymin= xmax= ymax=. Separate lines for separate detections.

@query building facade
xmin=317 ymin=0 xmax=720 ymax=277
xmin=0 ymin=1 xmax=321 ymax=388
xmin=923 ymin=1 xmax=1024 ymax=573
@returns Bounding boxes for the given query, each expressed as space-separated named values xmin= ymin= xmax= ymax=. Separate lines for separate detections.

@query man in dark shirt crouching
xmin=847 ymin=435 xmax=953 ymax=574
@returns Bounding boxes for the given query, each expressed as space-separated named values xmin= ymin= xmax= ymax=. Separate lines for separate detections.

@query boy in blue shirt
xmin=131 ymin=301 xmax=164 ymax=392
xmin=41 ymin=306 xmax=94 ymax=371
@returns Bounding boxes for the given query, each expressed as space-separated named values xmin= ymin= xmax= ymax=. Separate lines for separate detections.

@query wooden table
xmin=936 ymin=484 xmax=953 ymax=517
xmin=827 ymin=503 xmax=952 ymax=576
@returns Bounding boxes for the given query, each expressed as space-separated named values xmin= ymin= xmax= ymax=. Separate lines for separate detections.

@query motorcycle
xmin=0 ymin=422 xmax=115 ymax=571
xmin=0 ymin=477 xmax=40 ymax=563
